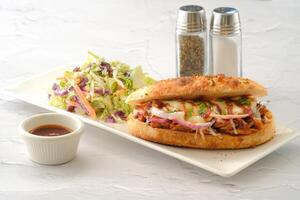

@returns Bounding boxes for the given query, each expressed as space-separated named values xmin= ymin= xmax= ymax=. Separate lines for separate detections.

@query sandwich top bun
xmin=126 ymin=75 xmax=267 ymax=104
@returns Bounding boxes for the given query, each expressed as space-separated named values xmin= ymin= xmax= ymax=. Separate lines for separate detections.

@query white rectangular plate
xmin=3 ymin=68 xmax=299 ymax=177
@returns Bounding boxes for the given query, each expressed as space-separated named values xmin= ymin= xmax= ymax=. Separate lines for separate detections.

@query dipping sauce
xmin=29 ymin=124 xmax=71 ymax=136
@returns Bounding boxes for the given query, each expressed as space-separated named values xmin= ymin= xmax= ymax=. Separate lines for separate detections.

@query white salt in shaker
xmin=209 ymin=7 xmax=242 ymax=77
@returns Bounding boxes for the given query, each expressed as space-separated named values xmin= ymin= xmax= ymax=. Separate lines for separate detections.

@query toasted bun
xmin=126 ymin=75 xmax=267 ymax=104
xmin=127 ymin=111 xmax=275 ymax=149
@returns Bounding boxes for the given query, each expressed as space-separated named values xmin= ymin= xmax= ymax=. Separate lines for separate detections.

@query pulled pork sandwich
xmin=125 ymin=75 xmax=275 ymax=149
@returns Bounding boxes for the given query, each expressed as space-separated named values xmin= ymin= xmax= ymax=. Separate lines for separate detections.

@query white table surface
xmin=1 ymin=0 xmax=300 ymax=199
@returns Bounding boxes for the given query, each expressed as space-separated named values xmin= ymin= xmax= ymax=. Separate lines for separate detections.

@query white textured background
xmin=0 ymin=0 xmax=300 ymax=199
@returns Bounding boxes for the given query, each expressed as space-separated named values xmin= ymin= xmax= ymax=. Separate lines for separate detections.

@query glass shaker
xmin=176 ymin=5 xmax=207 ymax=77
xmin=209 ymin=7 xmax=242 ymax=77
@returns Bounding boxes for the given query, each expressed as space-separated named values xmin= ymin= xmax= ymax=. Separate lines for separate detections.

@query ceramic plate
xmin=3 ymin=68 xmax=299 ymax=177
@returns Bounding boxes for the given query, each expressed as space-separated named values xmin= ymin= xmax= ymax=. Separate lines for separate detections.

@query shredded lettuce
xmin=49 ymin=51 xmax=155 ymax=122
xmin=131 ymin=66 xmax=154 ymax=89
xmin=198 ymin=102 xmax=207 ymax=115
xmin=239 ymin=97 xmax=251 ymax=106
xmin=49 ymin=96 xmax=67 ymax=110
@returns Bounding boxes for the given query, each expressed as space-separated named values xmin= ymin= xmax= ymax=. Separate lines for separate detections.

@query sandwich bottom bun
xmin=127 ymin=112 xmax=275 ymax=149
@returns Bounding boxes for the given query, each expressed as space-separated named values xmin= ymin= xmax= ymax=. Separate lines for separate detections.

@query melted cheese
xmin=161 ymin=99 xmax=257 ymax=118
xmin=151 ymin=106 xmax=205 ymax=125
xmin=164 ymin=100 xmax=184 ymax=111
xmin=251 ymin=101 xmax=261 ymax=119
xmin=210 ymin=100 xmax=227 ymax=114
xmin=187 ymin=116 xmax=206 ymax=124
xmin=164 ymin=100 xmax=205 ymax=122
xmin=184 ymin=102 xmax=193 ymax=111
xmin=211 ymin=100 xmax=257 ymax=115
xmin=150 ymin=107 xmax=185 ymax=120
xmin=232 ymin=104 xmax=244 ymax=114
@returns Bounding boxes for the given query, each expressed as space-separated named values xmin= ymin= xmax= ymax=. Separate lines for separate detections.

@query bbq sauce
xmin=30 ymin=124 xmax=71 ymax=136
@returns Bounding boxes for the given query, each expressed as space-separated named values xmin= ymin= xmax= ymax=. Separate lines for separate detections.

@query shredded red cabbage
xmin=73 ymin=67 xmax=80 ymax=72
xmin=106 ymin=116 xmax=116 ymax=123
xmin=78 ymin=77 xmax=88 ymax=90
xmin=100 ymin=62 xmax=113 ymax=76
xmin=173 ymin=119 xmax=215 ymax=130
xmin=73 ymin=95 xmax=89 ymax=114
xmin=94 ymin=89 xmax=111 ymax=95
xmin=52 ymin=83 xmax=69 ymax=96
xmin=114 ymin=111 xmax=126 ymax=120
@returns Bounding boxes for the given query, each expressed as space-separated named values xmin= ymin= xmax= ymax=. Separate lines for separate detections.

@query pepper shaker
xmin=209 ymin=7 xmax=242 ymax=77
xmin=176 ymin=5 xmax=208 ymax=77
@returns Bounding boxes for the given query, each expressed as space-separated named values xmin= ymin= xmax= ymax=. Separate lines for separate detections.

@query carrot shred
xmin=73 ymin=84 xmax=97 ymax=119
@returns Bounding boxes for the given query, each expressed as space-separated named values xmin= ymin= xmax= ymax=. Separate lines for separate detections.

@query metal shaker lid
xmin=177 ymin=5 xmax=207 ymax=33
xmin=210 ymin=7 xmax=241 ymax=36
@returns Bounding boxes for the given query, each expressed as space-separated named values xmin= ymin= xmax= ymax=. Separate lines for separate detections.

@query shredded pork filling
xmin=133 ymin=98 xmax=270 ymax=136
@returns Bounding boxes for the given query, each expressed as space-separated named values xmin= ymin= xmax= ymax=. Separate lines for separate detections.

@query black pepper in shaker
xmin=176 ymin=5 xmax=208 ymax=77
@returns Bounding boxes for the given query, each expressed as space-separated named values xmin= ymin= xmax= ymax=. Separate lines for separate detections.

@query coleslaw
xmin=49 ymin=51 xmax=155 ymax=122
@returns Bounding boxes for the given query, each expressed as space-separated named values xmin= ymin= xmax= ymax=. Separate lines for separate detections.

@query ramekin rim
xmin=19 ymin=113 xmax=84 ymax=140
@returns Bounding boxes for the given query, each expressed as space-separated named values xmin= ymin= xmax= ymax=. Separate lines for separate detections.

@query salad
xmin=49 ymin=51 xmax=155 ymax=122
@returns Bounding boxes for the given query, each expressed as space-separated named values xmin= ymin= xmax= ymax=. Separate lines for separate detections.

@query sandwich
xmin=125 ymin=75 xmax=275 ymax=149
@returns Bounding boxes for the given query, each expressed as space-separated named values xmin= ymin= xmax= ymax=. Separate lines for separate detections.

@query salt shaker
xmin=209 ymin=7 xmax=242 ymax=77
xmin=176 ymin=5 xmax=207 ymax=77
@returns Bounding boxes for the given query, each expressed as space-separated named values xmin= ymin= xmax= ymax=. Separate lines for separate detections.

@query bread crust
xmin=126 ymin=75 xmax=267 ymax=104
xmin=127 ymin=111 xmax=275 ymax=149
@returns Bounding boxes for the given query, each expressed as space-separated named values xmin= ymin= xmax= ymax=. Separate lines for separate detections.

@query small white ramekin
xmin=19 ymin=113 xmax=84 ymax=165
